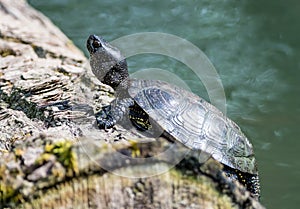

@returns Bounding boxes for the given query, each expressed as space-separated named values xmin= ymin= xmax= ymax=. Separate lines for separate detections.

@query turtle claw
xmin=95 ymin=105 xmax=116 ymax=129
xmin=96 ymin=115 xmax=116 ymax=129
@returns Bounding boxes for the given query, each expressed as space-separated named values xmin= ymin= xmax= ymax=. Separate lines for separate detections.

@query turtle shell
xmin=128 ymin=79 xmax=258 ymax=174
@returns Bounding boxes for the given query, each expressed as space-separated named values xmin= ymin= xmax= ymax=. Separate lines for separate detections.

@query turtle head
xmin=87 ymin=34 xmax=103 ymax=54
xmin=87 ymin=34 xmax=128 ymax=90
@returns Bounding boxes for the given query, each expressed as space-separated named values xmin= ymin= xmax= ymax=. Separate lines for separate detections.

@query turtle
xmin=86 ymin=34 xmax=260 ymax=198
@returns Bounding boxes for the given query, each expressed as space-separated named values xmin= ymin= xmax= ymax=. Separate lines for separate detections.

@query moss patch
xmin=41 ymin=141 xmax=79 ymax=177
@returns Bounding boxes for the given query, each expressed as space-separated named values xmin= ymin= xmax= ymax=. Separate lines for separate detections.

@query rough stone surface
xmin=0 ymin=0 xmax=265 ymax=208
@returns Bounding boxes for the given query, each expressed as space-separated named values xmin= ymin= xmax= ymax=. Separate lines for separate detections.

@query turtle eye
xmin=92 ymin=40 xmax=102 ymax=49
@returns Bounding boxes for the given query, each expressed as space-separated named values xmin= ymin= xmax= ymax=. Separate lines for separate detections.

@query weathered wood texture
xmin=0 ymin=0 xmax=265 ymax=208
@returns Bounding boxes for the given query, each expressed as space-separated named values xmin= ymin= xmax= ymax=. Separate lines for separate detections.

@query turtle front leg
xmin=96 ymin=98 xmax=135 ymax=129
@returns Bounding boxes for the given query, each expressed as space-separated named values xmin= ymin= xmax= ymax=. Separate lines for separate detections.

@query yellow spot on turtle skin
xmin=129 ymin=106 xmax=152 ymax=130
xmin=233 ymin=169 xmax=249 ymax=187
xmin=129 ymin=113 xmax=152 ymax=130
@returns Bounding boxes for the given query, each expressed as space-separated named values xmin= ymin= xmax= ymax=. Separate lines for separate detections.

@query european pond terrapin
xmin=86 ymin=34 xmax=260 ymax=198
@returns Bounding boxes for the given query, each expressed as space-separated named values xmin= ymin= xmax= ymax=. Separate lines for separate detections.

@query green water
xmin=28 ymin=0 xmax=300 ymax=208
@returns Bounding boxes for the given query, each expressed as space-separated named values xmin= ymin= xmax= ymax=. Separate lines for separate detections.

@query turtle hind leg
xmin=223 ymin=165 xmax=260 ymax=199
